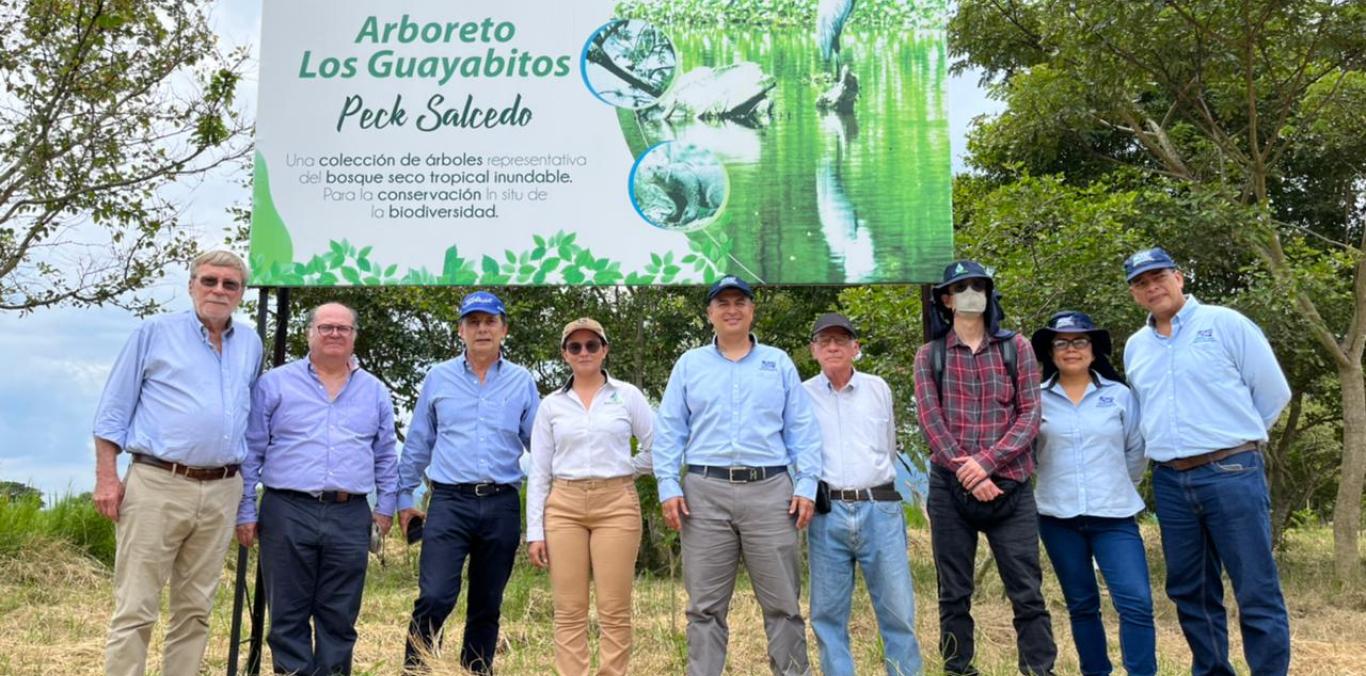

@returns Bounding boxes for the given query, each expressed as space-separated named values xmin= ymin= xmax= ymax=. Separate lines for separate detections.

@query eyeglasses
xmin=949 ymin=279 xmax=987 ymax=294
xmin=813 ymin=334 xmax=854 ymax=347
xmin=565 ymin=340 xmax=602 ymax=355
xmin=314 ymin=324 xmax=355 ymax=336
xmin=1052 ymin=336 xmax=1092 ymax=351
xmin=196 ymin=275 xmax=242 ymax=292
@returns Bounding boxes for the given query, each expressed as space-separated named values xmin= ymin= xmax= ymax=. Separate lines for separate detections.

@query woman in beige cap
xmin=526 ymin=317 xmax=655 ymax=675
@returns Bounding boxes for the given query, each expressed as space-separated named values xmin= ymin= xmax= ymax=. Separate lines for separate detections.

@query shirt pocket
xmin=987 ymin=368 xmax=1016 ymax=406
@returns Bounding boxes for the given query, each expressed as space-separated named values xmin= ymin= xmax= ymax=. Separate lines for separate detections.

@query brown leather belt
xmin=132 ymin=453 xmax=239 ymax=481
xmin=1160 ymin=442 xmax=1260 ymax=471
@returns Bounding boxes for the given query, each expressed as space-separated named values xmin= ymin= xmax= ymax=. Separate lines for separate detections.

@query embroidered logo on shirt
xmin=1194 ymin=328 xmax=1215 ymax=343
xmin=1097 ymin=395 xmax=1116 ymax=407
xmin=760 ymin=360 xmax=777 ymax=371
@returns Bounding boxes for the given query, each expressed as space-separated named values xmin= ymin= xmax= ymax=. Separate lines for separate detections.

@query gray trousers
xmin=681 ymin=472 xmax=810 ymax=676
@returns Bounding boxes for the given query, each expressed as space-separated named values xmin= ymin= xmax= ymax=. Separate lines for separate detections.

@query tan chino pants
xmin=105 ymin=462 xmax=240 ymax=676
xmin=544 ymin=476 xmax=642 ymax=676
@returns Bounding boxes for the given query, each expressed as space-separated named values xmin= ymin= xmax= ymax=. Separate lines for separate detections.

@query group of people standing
xmin=91 ymin=245 xmax=1292 ymax=676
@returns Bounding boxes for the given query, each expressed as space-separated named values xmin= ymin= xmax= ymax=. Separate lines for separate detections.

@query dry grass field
xmin=0 ymin=524 xmax=1362 ymax=675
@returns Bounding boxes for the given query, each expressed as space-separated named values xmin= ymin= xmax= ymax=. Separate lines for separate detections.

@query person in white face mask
xmin=914 ymin=259 xmax=1055 ymax=676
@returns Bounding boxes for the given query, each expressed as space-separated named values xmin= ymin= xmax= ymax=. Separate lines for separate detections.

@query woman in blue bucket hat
xmin=1030 ymin=311 xmax=1156 ymax=676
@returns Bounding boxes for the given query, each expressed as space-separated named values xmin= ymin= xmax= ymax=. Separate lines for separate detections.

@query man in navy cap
xmin=914 ymin=260 xmax=1054 ymax=676
xmin=654 ymin=276 xmax=823 ymax=675
xmin=397 ymin=290 xmax=541 ymax=674
xmin=1122 ymin=247 xmax=1291 ymax=676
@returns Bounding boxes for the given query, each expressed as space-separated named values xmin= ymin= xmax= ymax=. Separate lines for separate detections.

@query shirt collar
xmin=307 ymin=354 xmax=360 ymax=375
xmin=459 ymin=353 xmax=504 ymax=373
xmin=559 ymin=369 xmax=612 ymax=394
xmin=191 ymin=310 xmax=235 ymax=339
xmin=817 ymin=367 xmax=858 ymax=392
xmin=711 ymin=333 xmax=758 ymax=351
xmin=1147 ymin=294 xmax=1200 ymax=330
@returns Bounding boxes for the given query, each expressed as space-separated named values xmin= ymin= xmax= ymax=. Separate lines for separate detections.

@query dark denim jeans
xmin=1038 ymin=515 xmax=1156 ymax=676
xmin=1152 ymin=450 xmax=1289 ymax=676
xmin=928 ymin=465 xmax=1055 ymax=676
xmin=258 ymin=489 xmax=372 ymax=676
xmin=404 ymin=485 xmax=521 ymax=674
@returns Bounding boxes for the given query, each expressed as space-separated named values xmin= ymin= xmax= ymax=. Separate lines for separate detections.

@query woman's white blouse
xmin=526 ymin=375 xmax=654 ymax=541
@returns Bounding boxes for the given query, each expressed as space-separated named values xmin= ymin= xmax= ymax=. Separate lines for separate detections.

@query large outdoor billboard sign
xmin=249 ymin=0 xmax=952 ymax=286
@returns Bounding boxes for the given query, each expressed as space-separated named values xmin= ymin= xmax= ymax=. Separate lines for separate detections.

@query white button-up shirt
xmin=526 ymin=373 xmax=655 ymax=541
xmin=803 ymin=369 xmax=897 ymax=491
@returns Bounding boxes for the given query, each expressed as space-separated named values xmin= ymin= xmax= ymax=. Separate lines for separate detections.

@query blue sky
xmin=0 ymin=3 xmax=1000 ymax=499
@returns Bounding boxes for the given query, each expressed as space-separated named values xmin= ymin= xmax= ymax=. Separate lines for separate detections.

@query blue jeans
xmin=1037 ymin=515 xmax=1156 ymax=676
xmin=809 ymin=499 xmax=923 ymax=676
xmin=1152 ymin=450 xmax=1290 ymax=676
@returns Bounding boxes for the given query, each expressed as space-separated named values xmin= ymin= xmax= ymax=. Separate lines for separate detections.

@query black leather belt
xmin=268 ymin=487 xmax=354 ymax=503
xmin=830 ymin=482 xmax=901 ymax=502
xmin=687 ymin=465 xmax=788 ymax=483
xmin=132 ymin=453 xmax=239 ymax=481
xmin=432 ymin=481 xmax=516 ymax=497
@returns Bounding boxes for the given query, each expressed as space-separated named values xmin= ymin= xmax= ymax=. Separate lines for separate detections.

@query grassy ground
xmin=0 ymin=523 xmax=1362 ymax=675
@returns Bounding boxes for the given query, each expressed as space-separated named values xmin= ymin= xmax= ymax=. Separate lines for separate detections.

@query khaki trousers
xmin=105 ymin=462 xmax=241 ymax=676
xmin=544 ymin=476 xmax=642 ymax=676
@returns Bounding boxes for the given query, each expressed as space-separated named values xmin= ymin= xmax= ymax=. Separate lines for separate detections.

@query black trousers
xmin=404 ymin=485 xmax=521 ymax=674
xmin=927 ymin=465 xmax=1056 ymax=676
xmin=259 ymin=489 xmax=372 ymax=676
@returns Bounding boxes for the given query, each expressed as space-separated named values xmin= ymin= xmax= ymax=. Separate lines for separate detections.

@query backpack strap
xmin=1000 ymin=334 xmax=1018 ymax=387
xmin=931 ymin=336 xmax=947 ymax=403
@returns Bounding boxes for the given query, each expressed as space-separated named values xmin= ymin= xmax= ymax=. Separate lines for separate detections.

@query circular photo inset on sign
xmin=630 ymin=142 xmax=729 ymax=232
xmin=581 ymin=19 xmax=678 ymax=110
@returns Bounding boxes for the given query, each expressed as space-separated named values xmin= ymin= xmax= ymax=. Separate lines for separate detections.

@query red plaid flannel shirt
xmin=914 ymin=331 xmax=1041 ymax=482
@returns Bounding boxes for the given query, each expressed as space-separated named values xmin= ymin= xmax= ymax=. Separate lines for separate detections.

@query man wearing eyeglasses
xmin=234 ymin=302 xmax=398 ymax=676
xmin=804 ymin=313 xmax=923 ymax=676
xmin=913 ymin=259 xmax=1053 ymax=676
xmin=654 ymin=276 xmax=823 ymax=676
xmin=93 ymin=250 xmax=264 ymax=676
xmin=397 ymin=291 xmax=540 ymax=674
xmin=1121 ymin=247 xmax=1291 ymax=676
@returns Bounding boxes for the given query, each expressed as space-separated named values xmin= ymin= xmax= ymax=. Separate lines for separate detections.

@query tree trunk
xmin=1333 ymin=363 xmax=1366 ymax=581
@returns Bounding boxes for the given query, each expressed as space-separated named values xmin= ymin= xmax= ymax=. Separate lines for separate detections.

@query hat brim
xmin=932 ymin=273 xmax=994 ymax=294
xmin=706 ymin=286 xmax=755 ymax=303
xmin=1125 ymin=261 xmax=1177 ymax=283
xmin=561 ymin=327 xmax=608 ymax=346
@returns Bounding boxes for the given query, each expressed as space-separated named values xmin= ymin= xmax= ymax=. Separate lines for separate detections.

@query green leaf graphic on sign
xmin=248 ymin=151 xmax=294 ymax=278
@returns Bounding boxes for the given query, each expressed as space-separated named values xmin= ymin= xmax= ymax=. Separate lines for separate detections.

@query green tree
xmin=0 ymin=0 xmax=249 ymax=314
xmin=950 ymin=0 xmax=1366 ymax=580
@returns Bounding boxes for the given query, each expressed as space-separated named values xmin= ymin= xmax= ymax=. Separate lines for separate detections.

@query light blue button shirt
xmin=1036 ymin=375 xmax=1146 ymax=518
xmin=1123 ymin=296 xmax=1291 ymax=462
xmin=238 ymin=357 xmax=399 ymax=524
xmin=93 ymin=310 xmax=263 ymax=467
xmin=397 ymin=355 xmax=539 ymax=511
xmin=653 ymin=337 xmax=823 ymax=502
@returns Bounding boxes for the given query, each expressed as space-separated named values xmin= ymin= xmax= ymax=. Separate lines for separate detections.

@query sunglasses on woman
xmin=565 ymin=340 xmax=603 ymax=355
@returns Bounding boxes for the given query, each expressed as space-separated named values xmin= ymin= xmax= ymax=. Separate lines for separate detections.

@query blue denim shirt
xmin=237 ymin=357 xmax=399 ymax=524
xmin=653 ymin=337 xmax=823 ymax=502
xmin=1035 ymin=375 xmax=1146 ymax=518
xmin=397 ymin=355 xmax=540 ymax=511
xmin=1123 ymin=296 xmax=1291 ymax=461
xmin=93 ymin=311 xmax=263 ymax=467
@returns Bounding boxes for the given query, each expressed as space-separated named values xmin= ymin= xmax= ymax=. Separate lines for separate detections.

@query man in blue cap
xmin=1122 ymin=247 xmax=1291 ymax=676
xmin=654 ymin=276 xmax=823 ymax=675
xmin=914 ymin=259 xmax=1054 ymax=676
xmin=397 ymin=291 xmax=540 ymax=674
